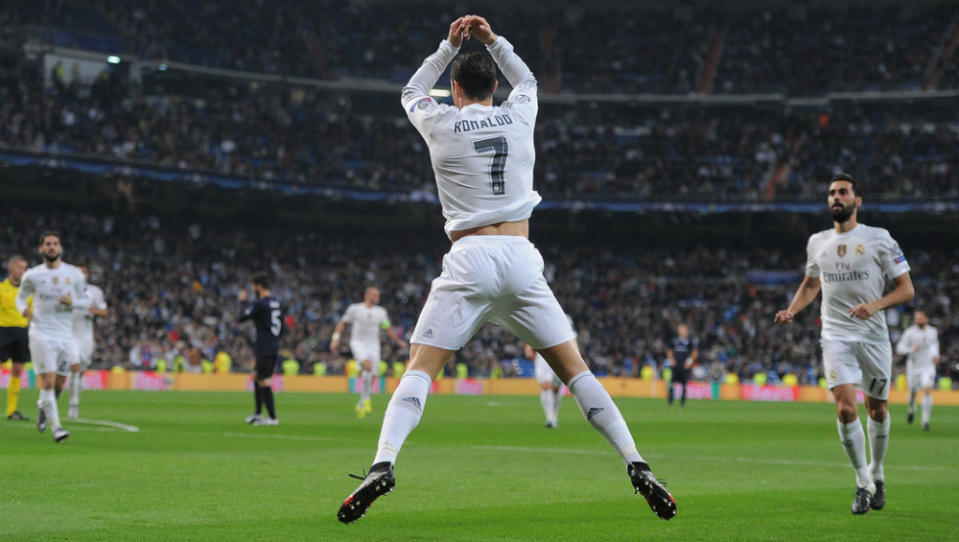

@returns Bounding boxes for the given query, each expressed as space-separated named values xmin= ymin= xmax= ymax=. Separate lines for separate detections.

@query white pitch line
xmin=71 ymin=418 xmax=140 ymax=432
xmin=466 ymin=444 xmax=958 ymax=473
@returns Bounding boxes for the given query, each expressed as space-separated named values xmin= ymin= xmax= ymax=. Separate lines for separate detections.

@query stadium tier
xmin=0 ymin=208 xmax=956 ymax=385
xmin=7 ymin=1 xmax=959 ymax=95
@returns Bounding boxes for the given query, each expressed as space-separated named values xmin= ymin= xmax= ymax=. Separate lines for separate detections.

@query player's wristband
xmin=332 ymin=332 xmax=341 ymax=341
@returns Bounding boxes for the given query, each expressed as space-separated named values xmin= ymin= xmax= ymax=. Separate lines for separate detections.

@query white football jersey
xmin=73 ymin=284 xmax=107 ymax=343
xmin=342 ymin=303 xmax=390 ymax=346
xmin=896 ymin=324 xmax=939 ymax=369
xmin=16 ymin=262 xmax=89 ymax=342
xmin=805 ymin=224 xmax=910 ymax=343
xmin=403 ymin=37 xmax=541 ymax=238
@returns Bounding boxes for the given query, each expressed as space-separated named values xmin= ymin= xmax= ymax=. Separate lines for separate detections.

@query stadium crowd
xmin=1 ymin=210 xmax=956 ymax=386
xmin=12 ymin=0 xmax=959 ymax=95
xmin=1 ymin=54 xmax=957 ymax=200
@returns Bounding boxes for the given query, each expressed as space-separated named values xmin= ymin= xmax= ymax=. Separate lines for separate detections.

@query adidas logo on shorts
xmin=424 ymin=329 xmax=433 ymax=338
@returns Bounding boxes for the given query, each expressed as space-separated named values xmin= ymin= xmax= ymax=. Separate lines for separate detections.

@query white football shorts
xmin=29 ymin=337 xmax=78 ymax=376
xmin=906 ymin=362 xmax=936 ymax=391
xmin=534 ymin=354 xmax=562 ymax=388
xmin=75 ymin=337 xmax=95 ymax=369
xmin=821 ymin=338 xmax=893 ymax=400
xmin=350 ymin=340 xmax=381 ymax=370
xmin=410 ymin=236 xmax=576 ymax=351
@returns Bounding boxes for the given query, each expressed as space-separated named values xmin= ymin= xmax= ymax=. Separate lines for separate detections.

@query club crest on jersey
xmin=855 ymin=244 xmax=865 ymax=256
xmin=52 ymin=276 xmax=59 ymax=285
xmin=66 ymin=277 xmax=71 ymax=285
xmin=409 ymin=97 xmax=432 ymax=113
xmin=837 ymin=244 xmax=846 ymax=257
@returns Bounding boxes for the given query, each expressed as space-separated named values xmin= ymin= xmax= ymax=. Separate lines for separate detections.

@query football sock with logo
xmin=373 ymin=370 xmax=431 ymax=465
xmin=539 ymin=389 xmax=554 ymax=423
xmin=6 ymin=375 xmax=21 ymax=416
xmin=837 ymin=419 xmax=871 ymax=487
xmin=867 ymin=416 xmax=890 ymax=482
xmin=261 ymin=385 xmax=276 ymax=419
xmin=568 ymin=371 xmax=643 ymax=464
xmin=69 ymin=372 xmax=82 ymax=407
xmin=921 ymin=393 xmax=932 ymax=425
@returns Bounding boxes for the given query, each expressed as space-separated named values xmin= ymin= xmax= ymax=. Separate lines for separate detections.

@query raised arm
xmin=402 ymin=18 xmax=467 ymax=107
xmin=466 ymin=16 xmax=535 ymax=92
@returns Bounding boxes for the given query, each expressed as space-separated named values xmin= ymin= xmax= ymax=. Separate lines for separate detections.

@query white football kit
xmin=342 ymin=303 xmax=390 ymax=365
xmin=15 ymin=262 xmax=90 ymax=375
xmin=404 ymin=37 xmax=574 ymax=351
xmin=896 ymin=324 xmax=939 ymax=390
xmin=72 ymin=284 xmax=107 ymax=368
xmin=805 ymin=224 xmax=910 ymax=399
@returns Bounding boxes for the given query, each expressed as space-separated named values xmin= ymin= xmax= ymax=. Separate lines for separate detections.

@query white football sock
xmin=539 ymin=389 xmax=554 ymax=424
xmin=373 ymin=370 xmax=431 ymax=465
xmin=907 ymin=390 xmax=916 ymax=415
xmin=837 ymin=419 xmax=871 ymax=487
xmin=69 ymin=372 xmax=82 ymax=407
xmin=867 ymin=416 xmax=890 ymax=482
xmin=921 ymin=393 xmax=932 ymax=425
xmin=40 ymin=389 xmax=62 ymax=431
xmin=361 ymin=370 xmax=373 ymax=402
xmin=552 ymin=388 xmax=562 ymax=423
xmin=568 ymin=371 xmax=643 ymax=464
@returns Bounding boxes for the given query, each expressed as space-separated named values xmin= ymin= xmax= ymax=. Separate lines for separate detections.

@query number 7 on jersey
xmin=473 ymin=136 xmax=508 ymax=195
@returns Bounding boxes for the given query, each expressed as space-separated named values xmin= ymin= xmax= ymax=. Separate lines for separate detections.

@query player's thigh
xmin=821 ymin=339 xmax=861 ymax=390
xmin=56 ymin=341 xmax=77 ymax=376
xmin=28 ymin=337 xmax=59 ymax=375
xmin=916 ymin=367 xmax=936 ymax=390
xmin=76 ymin=339 xmax=94 ymax=369
xmin=410 ymin=249 xmax=495 ymax=351
xmin=254 ymin=355 xmax=277 ymax=381
xmin=494 ymin=275 xmax=575 ymax=351
xmin=855 ymin=341 xmax=892 ymax=400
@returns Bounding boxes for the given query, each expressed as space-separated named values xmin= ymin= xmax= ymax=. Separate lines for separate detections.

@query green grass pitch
xmin=1 ymin=390 xmax=956 ymax=541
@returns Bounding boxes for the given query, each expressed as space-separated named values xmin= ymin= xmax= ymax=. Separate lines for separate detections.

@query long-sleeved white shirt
xmin=402 ymin=37 xmax=541 ymax=238
xmin=896 ymin=324 xmax=939 ymax=369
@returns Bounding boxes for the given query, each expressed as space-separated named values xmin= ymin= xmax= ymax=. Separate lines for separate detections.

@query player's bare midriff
xmin=450 ymin=219 xmax=529 ymax=242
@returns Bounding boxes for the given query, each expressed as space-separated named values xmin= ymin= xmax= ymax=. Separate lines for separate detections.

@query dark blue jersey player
xmin=238 ymin=273 xmax=283 ymax=425
xmin=667 ymin=323 xmax=698 ymax=408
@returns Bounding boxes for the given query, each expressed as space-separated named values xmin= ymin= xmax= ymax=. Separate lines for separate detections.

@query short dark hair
xmin=830 ymin=173 xmax=860 ymax=196
xmin=451 ymin=52 xmax=497 ymax=100
xmin=252 ymin=274 xmax=270 ymax=289
xmin=38 ymin=231 xmax=60 ymax=245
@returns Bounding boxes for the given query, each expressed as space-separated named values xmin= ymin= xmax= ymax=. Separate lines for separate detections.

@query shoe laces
xmin=348 ymin=467 xmax=369 ymax=481
xmin=633 ymin=471 xmax=668 ymax=494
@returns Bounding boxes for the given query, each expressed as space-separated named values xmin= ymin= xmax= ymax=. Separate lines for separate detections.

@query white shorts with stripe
xmin=821 ymin=338 xmax=892 ymax=400
xmin=29 ymin=337 xmax=77 ymax=376
xmin=410 ymin=236 xmax=575 ymax=351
